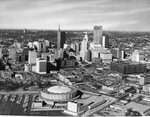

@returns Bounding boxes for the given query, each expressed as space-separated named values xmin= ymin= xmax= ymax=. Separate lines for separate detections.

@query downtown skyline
xmin=0 ymin=0 xmax=150 ymax=31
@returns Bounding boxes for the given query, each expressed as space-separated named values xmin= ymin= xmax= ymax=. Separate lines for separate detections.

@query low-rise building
xmin=0 ymin=71 xmax=14 ymax=79
xmin=143 ymin=84 xmax=150 ymax=93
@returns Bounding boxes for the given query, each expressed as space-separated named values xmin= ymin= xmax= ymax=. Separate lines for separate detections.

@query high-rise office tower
xmin=93 ymin=26 xmax=103 ymax=44
xmin=57 ymin=25 xmax=66 ymax=50
xmin=75 ymin=42 xmax=80 ymax=52
xmin=0 ymin=47 xmax=3 ymax=59
xmin=102 ymin=35 xmax=109 ymax=48
xmin=80 ymin=32 xmax=88 ymax=60
xmin=28 ymin=50 xmax=37 ymax=64
xmin=85 ymin=50 xmax=92 ymax=62
xmin=36 ymin=58 xmax=47 ymax=74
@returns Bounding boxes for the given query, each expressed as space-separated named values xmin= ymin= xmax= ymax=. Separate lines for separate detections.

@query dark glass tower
xmin=57 ymin=25 xmax=66 ymax=49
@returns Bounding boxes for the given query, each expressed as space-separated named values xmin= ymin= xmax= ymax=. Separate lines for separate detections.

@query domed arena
xmin=40 ymin=85 xmax=79 ymax=104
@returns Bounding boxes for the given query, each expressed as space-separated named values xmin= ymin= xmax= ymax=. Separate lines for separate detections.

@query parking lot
xmin=97 ymin=105 xmax=126 ymax=116
xmin=0 ymin=94 xmax=71 ymax=116
xmin=0 ymin=94 xmax=33 ymax=115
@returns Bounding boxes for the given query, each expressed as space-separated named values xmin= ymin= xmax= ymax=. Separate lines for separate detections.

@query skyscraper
xmin=57 ymin=25 xmax=66 ymax=50
xmin=85 ymin=50 xmax=92 ymax=62
xmin=102 ymin=35 xmax=109 ymax=48
xmin=0 ymin=47 xmax=2 ymax=59
xmin=93 ymin=26 xmax=103 ymax=44
xmin=28 ymin=50 xmax=37 ymax=64
xmin=80 ymin=32 xmax=88 ymax=60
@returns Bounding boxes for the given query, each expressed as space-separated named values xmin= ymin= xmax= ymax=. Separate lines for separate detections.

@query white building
xmin=92 ymin=50 xmax=99 ymax=58
xmin=143 ymin=84 xmax=150 ymax=93
xmin=100 ymin=52 xmax=112 ymax=61
xmin=131 ymin=50 xmax=144 ymax=62
xmin=49 ymin=54 xmax=55 ymax=62
xmin=41 ymin=53 xmax=47 ymax=60
xmin=36 ymin=58 xmax=47 ymax=74
xmin=140 ymin=77 xmax=150 ymax=85
xmin=28 ymin=42 xmax=34 ymax=48
xmin=63 ymin=43 xmax=69 ymax=49
xmin=80 ymin=32 xmax=88 ymax=60
xmin=28 ymin=50 xmax=37 ymax=64
xmin=70 ymin=43 xmax=76 ymax=51
xmin=64 ymin=102 xmax=85 ymax=116
xmin=24 ymin=64 xmax=32 ymax=72
xmin=8 ymin=47 xmax=16 ymax=60
xmin=44 ymin=40 xmax=50 ymax=47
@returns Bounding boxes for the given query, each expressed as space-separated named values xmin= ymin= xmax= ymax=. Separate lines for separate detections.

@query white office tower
xmin=0 ymin=47 xmax=2 ymax=59
xmin=44 ymin=40 xmax=50 ymax=47
xmin=28 ymin=50 xmax=37 ymax=64
xmin=36 ymin=58 xmax=47 ymax=74
xmin=80 ymin=32 xmax=88 ymax=60
xmin=131 ymin=50 xmax=144 ymax=62
xmin=58 ymin=49 xmax=64 ymax=59
xmin=28 ymin=42 xmax=34 ymax=48
xmin=33 ymin=41 xmax=41 ymax=52
xmin=8 ymin=47 xmax=16 ymax=60
xmin=64 ymin=43 xmax=69 ymax=49
xmin=70 ymin=43 xmax=76 ymax=51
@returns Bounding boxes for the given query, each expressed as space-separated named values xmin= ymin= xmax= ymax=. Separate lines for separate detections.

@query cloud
xmin=0 ymin=0 xmax=150 ymax=31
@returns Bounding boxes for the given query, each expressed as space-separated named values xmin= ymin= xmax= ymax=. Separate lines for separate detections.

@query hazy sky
xmin=0 ymin=0 xmax=150 ymax=31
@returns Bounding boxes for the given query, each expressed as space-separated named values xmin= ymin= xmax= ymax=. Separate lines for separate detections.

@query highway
xmin=81 ymin=95 xmax=117 ymax=116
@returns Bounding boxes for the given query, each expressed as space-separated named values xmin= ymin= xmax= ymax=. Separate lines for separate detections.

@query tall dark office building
xmin=93 ymin=26 xmax=103 ymax=44
xmin=102 ymin=34 xmax=109 ymax=48
xmin=57 ymin=26 xmax=66 ymax=49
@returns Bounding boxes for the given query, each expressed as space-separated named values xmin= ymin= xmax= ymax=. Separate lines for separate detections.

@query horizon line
xmin=0 ymin=28 xmax=150 ymax=33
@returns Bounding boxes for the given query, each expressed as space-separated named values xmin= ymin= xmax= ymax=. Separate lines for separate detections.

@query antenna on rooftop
xmin=58 ymin=24 xmax=60 ymax=31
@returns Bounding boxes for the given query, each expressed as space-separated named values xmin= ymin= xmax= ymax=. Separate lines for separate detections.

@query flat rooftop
xmin=125 ymin=102 xmax=150 ymax=113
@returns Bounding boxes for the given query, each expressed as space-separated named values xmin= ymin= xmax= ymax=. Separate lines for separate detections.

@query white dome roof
xmin=47 ymin=85 xmax=71 ymax=93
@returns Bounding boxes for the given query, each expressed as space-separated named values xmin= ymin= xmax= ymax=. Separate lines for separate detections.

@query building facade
xmin=93 ymin=26 xmax=103 ymax=44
